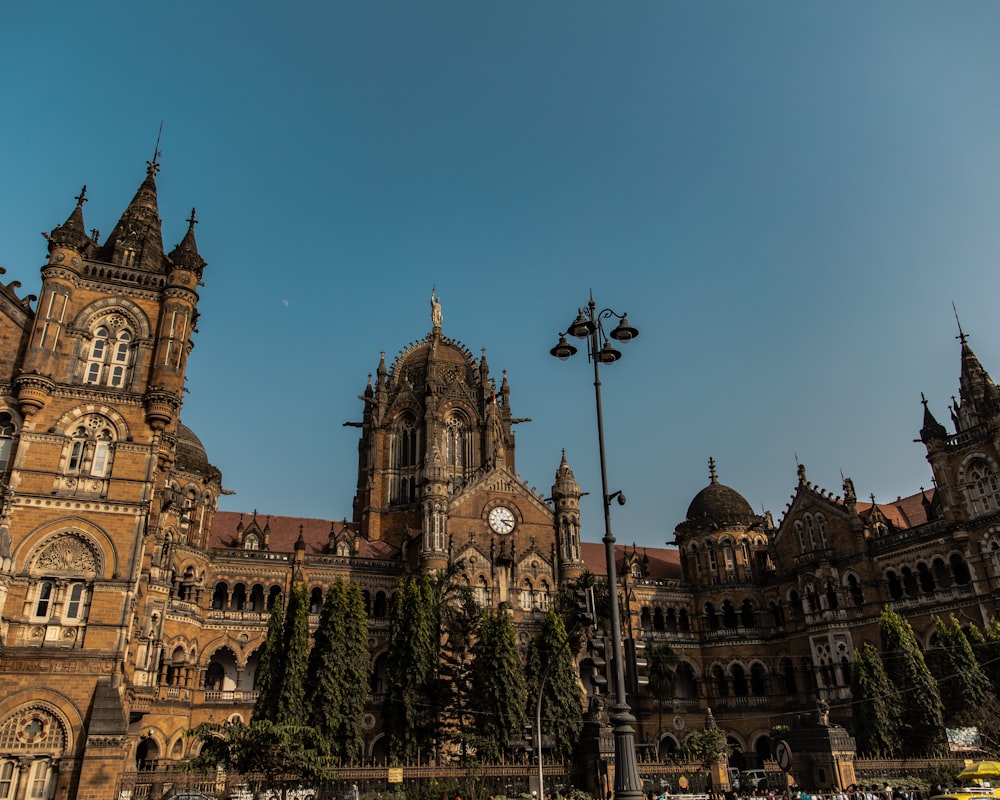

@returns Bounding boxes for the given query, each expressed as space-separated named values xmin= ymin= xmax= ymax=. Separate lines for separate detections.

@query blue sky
xmin=3 ymin=3 xmax=1000 ymax=550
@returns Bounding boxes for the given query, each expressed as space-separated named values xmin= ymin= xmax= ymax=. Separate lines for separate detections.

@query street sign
xmin=775 ymin=741 xmax=793 ymax=772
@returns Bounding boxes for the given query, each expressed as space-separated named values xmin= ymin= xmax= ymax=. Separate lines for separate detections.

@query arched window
xmin=780 ymin=657 xmax=797 ymax=694
xmin=445 ymin=413 xmax=470 ymax=471
xmin=967 ymin=458 xmax=1000 ymax=517
xmin=27 ymin=535 xmax=98 ymax=648
xmin=249 ymin=584 xmax=265 ymax=612
xmin=243 ymin=533 xmax=259 ymax=550
xmin=886 ymin=570 xmax=903 ymax=600
xmin=520 ymin=581 xmax=533 ymax=611
xmin=374 ymin=591 xmax=388 ymax=618
xmin=711 ymin=664 xmax=727 ymax=697
xmin=722 ymin=600 xmax=737 ymax=629
xmin=62 ymin=415 xmax=117 ymax=486
xmin=732 ymin=664 xmax=748 ymax=697
xmin=475 ymin=576 xmax=489 ymax=607
xmin=336 ymin=540 xmax=351 ymax=557
xmin=391 ymin=413 xmax=421 ymax=505
xmin=675 ymin=662 xmax=697 ymax=699
xmin=679 ymin=608 xmax=691 ymax=633
xmin=917 ymin=562 xmax=935 ymax=593
xmin=0 ymin=412 xmax=16 ymax=472
xmin=825 ymin=581 xmax=839 ymax=610
xmin=212 ymin=582 xmax=228 ymax=610
xmin=84 ymin=317 xmax=134 ymax=388
xmin=740 ymin=599 xmax=755 ymax=628
xmin=750 ymin=662 xmax=766 ymax=696
xmin=951 ymin=554 xmax=972 ymax=585
xmin=846 ymin=574 xmax=864 ymax=606
xmin=538 ymin=580 xmax=550 ymax=611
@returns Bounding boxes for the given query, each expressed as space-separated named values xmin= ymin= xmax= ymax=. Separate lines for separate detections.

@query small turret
xmin=167 ymin=209 xmax=206 ymax=278
xmin=46 ymin=186 xmax=92 ymax=255
xmin=919 ymin=393 xmax=948 ymax=444
xmin=552 ymin=450 xmax=584 ymax=580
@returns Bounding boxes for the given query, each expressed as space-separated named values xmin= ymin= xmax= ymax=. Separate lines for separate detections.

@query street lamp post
xmin=550 ymin=295 xmax=642 ymax=800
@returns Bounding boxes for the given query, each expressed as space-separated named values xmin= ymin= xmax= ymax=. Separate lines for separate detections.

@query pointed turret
xmin=919 ymin=393 xmax=947 ymax=444
xmin=167 ymin=209 xmax=206 ymax=277
xmin=552 ymin=449 xmax=584 ymax=579
xmin=98 ymin=159 xmax=166 ymax=271
xmin=46 ymin=186 xmax=92 ymax=254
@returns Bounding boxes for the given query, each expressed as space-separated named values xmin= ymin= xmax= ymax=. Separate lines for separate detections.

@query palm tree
xmin=647 ymin=640 xmax=679 ymax=741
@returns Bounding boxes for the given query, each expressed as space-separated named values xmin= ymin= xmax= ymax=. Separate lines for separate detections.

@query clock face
xmin=488 ymin=505 xmax=516 ymax=534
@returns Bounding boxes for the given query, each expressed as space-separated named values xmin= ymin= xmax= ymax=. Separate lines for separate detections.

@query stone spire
xmin=98 ymin=159 xmax=166 ymax=271
xmin=958 ymin=333 xmax=1000 ymax=417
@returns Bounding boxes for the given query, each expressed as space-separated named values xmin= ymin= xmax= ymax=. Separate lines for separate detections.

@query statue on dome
xmin=431 ymin=289 xmax=443 ymax=328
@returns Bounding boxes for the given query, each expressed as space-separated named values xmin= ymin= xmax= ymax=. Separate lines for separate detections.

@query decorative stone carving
xmin=34 ymin=535 xmax=98 ymax=576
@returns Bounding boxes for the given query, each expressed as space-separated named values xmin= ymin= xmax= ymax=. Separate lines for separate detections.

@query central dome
xmin=686 ymin=481 xmax=754 ymax=523
xmin=680 ymin=460 xmax=756 ymax=531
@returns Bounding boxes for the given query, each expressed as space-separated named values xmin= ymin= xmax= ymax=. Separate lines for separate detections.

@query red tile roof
xmin=211 ymin=511 xmax=682 ymax=574
xmin=211 ymin=511 xmax=400 ymax=559
xmin=856 ymin=488 xmax=934 ymax=530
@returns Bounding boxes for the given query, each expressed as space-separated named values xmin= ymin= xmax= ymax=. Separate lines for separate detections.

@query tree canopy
xmin=879 ymin=605 xmax=947 ymax=756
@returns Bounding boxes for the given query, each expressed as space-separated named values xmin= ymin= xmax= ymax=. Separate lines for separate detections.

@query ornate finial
xmin=797 ymin=463 xmax=807 ymax=485
xmin=147 ymin=121 xmax=163 ymax=176
xmin=90 ymin=228 xmax=100 ymax=242
xmin=953 ymin=301 xmax=968 ymax=346
xmin=430 ymin=288 xmax=443 ymax=328
xmin=708 ymin=457 xmax=718 ymax=484
xmin=186 ymin=207 xmax=198 ymax=229
xmin=921 ymin=392 xmax=928 ymax=408
xmin=74 ymin=185 xmax=88 ymax=207
xmin=870 ymin=493 xmax=876 ymax=506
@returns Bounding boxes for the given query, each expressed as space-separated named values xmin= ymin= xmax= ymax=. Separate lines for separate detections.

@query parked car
xmin=741 ymin=770 xmax=767 ymax=789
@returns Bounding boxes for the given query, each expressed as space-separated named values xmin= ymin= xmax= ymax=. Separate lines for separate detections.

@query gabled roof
xmin=856 ymin=488 xmax=933 ymax=530
xmin=580 ymin=541 xmax=682 ymax=581
xmin=211 ymin=511 xmax=399 ymax=559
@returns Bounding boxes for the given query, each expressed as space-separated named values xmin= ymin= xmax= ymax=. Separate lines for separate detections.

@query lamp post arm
xmin=535 ymin=620 xmax=581 ymax=800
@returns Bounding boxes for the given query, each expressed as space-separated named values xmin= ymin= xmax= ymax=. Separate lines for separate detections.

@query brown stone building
xmin=1 ymin=161 xmax=1000 ymax=797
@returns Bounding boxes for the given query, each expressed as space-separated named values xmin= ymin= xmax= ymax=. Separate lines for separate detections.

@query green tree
xmin=967 ymin=618 xmax=1000 ymax=696
xmin=253 ymin=593 xmax=285 ymax=722
xmin=879 ymin=605 xmax=947 ymax=756
xmin=186 ymin=718 xmax=334 ymax=800
xmin=927 ymin=614 xmax=991 ymax=727
xmin=306 ymin=579 xmax=371 ymax=761
xmin=850 ymin=641 xmax=900 ymax=756
xmin=385 ymin=574 xmax=438 ymax=762
xmin=275 ymin=582 xmax=311 ymax=726
xmin=469 ymin=606 xmax=527 ymax=760
xmin=647 ymin=640 xmax=679 ymax=736
xmin=435 ymin=578 xmax=481 ymax=760
xmin=683 ymin=725 xmax=729 ymax=769
xmin=525 ymin=608 xmax=583 ymax=760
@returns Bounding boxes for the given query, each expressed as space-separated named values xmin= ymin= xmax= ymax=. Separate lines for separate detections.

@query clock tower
xmin=350 ymin=293 xmax=584 ymax=608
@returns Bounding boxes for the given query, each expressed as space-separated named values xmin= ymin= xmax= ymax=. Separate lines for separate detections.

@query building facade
xmin=0 ymin=163 xmax=999 ymax=797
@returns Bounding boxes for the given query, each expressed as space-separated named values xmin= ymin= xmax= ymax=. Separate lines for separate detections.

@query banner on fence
xmin=388 ymin=767 xmax=403 ymax=784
